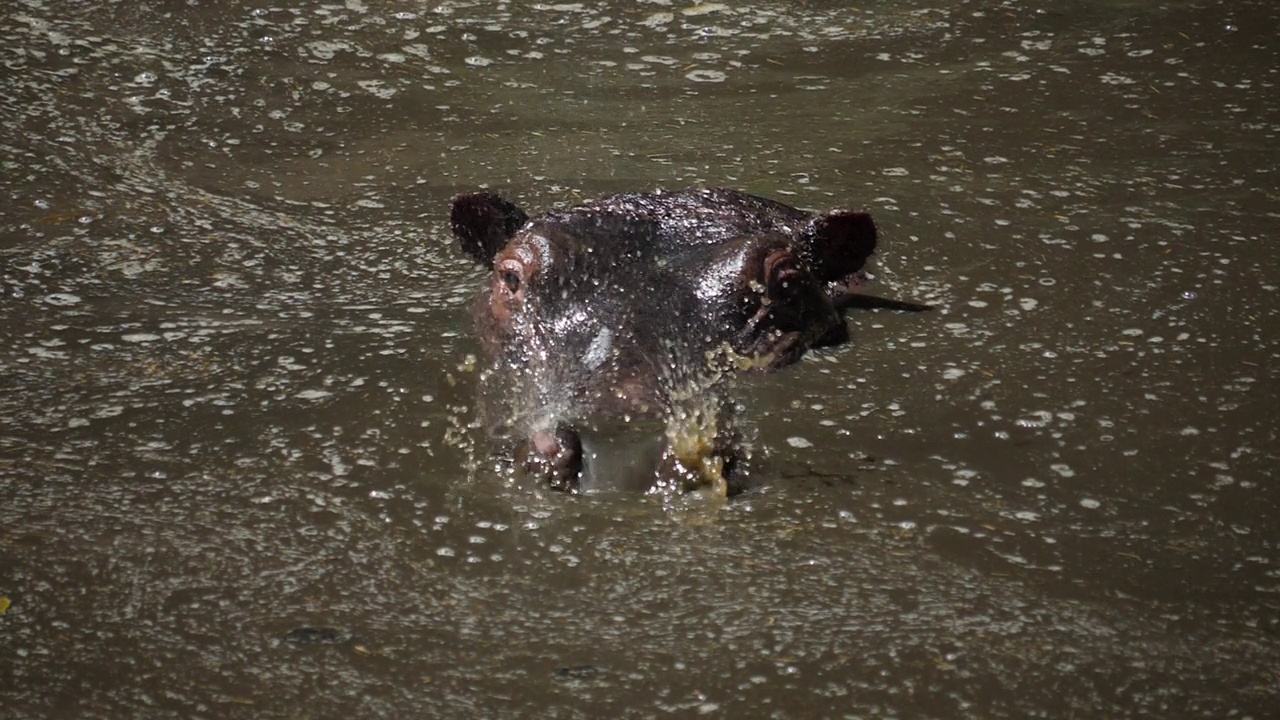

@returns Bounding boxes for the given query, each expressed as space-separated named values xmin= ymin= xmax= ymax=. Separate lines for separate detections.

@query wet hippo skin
xmin=448 ymin=186 xmax=928 ymax=494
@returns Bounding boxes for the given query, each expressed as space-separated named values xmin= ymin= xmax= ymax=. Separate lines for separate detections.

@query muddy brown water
xmin=2 ymin=1 xmax=1277 ymax=717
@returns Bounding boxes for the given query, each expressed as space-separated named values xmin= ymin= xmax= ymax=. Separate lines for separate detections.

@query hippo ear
xmin=449 ymin=192 xmax=529 ymax=268
xmin=798 ymin=210 xmax=877 ymax=285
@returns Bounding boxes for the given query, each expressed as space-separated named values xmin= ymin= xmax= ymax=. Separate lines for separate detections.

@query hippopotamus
xmin=449 ymin=186 xmax=927 ymax=495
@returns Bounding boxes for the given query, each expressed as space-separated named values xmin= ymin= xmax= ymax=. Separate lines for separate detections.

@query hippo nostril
xmin=518 ymin=425 xmax=584 ymax=492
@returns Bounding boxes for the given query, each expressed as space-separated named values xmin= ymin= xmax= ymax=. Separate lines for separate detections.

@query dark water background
xmin=1 ymin=1 xmax=1276 ymax=717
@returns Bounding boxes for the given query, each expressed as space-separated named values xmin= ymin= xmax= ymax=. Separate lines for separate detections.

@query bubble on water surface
xmin=685 ymin=69 xmax=726 ymax=83
xmin=357 ymin=80 xmax=397 ymax=99
xmin=1017 ymin=411 xmax=1054 ymax=428
xmin=639 ymin=12 xmax=673 ymax=28
xmin=1100 ymin=73 xmax=1135 ymax=85
xmin=681 ymin=3 xmax=730 ymax=16
xmin=41 ymin=293 xmax=82 ymax=306
xmin=27 ymin=346 xmax=68 ymax=360
xmin=306 ymin=40 xmax=352 ymax=60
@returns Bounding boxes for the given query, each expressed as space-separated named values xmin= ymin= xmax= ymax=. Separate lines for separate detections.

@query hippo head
xmin=448 ymin=187 xmax=892 ymax=493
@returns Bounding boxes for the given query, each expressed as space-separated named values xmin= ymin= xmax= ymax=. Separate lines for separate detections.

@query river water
xmin=2 ymin=1 xmax=1276 ymax=717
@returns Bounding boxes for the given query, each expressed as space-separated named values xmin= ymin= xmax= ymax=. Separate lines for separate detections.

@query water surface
xmin=1 ymin=1 xmax=1277 ymax=717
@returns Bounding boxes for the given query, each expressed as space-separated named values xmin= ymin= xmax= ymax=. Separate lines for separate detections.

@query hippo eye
xmin=500 ymin=269 xmax=521 ymax=294
xmin=496 ymin=258 xmax=525 ymax=297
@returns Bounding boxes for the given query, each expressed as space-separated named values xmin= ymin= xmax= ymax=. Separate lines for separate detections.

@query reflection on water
xmin=2 ymin=0 xmax=1277 ymax=716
